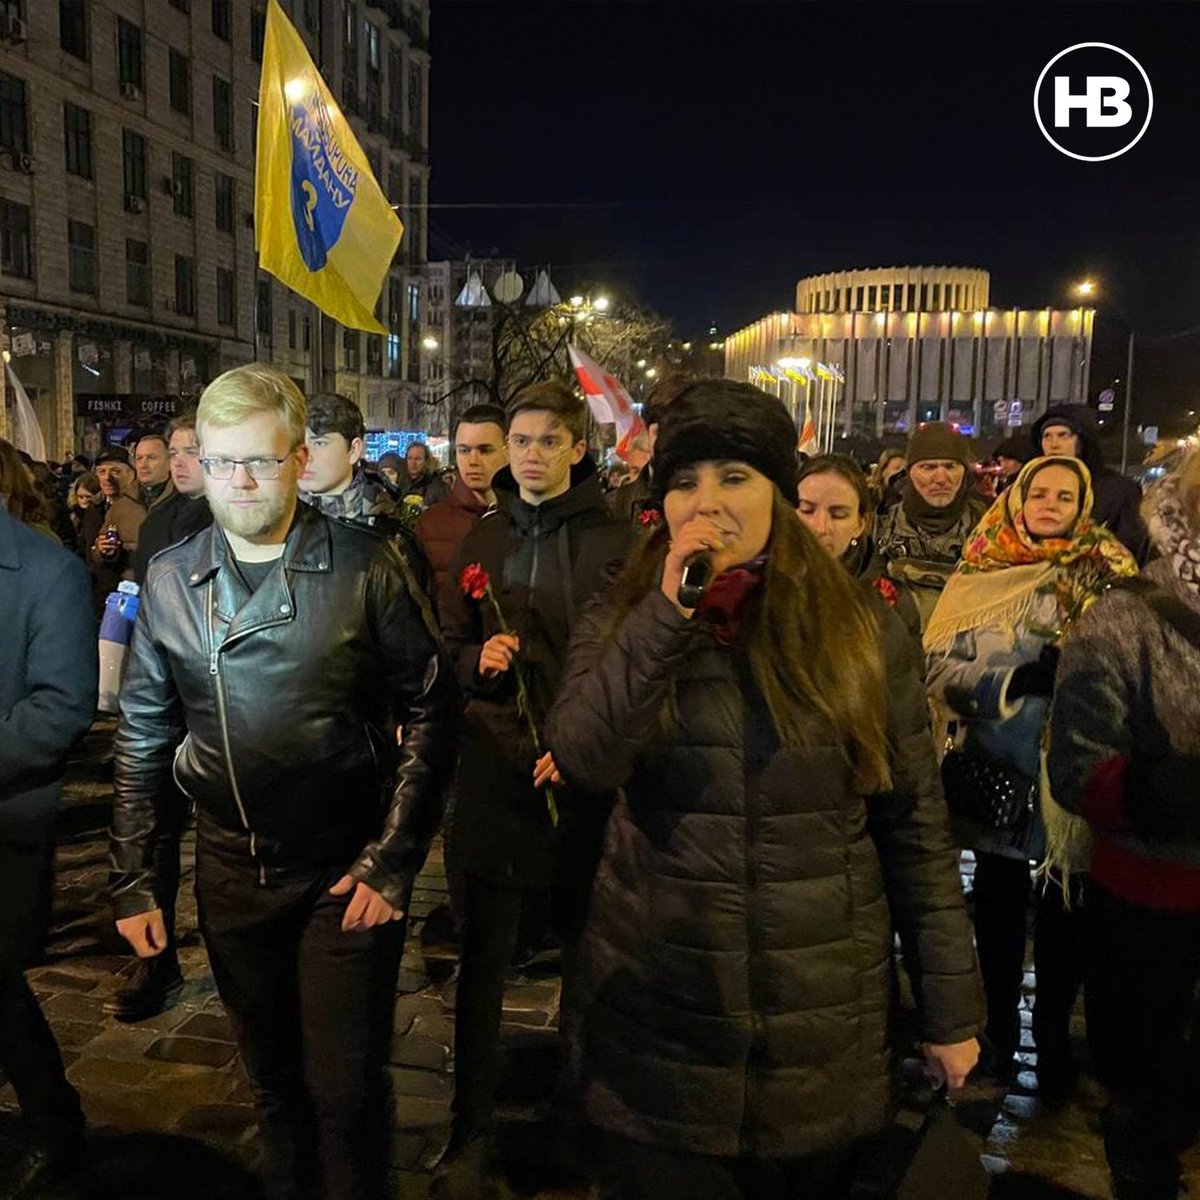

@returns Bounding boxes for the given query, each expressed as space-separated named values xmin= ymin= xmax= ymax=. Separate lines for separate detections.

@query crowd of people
xmin=0 ymin=365 xmax=1197 ymax=1200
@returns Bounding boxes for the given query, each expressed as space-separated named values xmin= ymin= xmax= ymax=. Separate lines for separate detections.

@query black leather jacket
xmin=110 ymin=503 xmax=457 ymax=916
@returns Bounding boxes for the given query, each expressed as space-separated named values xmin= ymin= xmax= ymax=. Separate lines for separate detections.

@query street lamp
xmin=421 ymin=335 xmax=439 ymax=351
xmin=1074 ymin=278 xmax=1135 ymax=473
xmin=592 ymin=295 xmax=610 ymax=313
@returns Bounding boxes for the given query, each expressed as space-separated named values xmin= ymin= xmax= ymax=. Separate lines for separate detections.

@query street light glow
xmin=421 ymin=335 xmax=439 ymax=351
xmin=569 ymin=295 xmax=584 ymax=308
xmin=645 ymin=367 xmax=658 ymax=378
xmin=1076 ymin=280 xmax=1096 ymax=297
xmin=592 ymin=295 xmax=610 ymax=312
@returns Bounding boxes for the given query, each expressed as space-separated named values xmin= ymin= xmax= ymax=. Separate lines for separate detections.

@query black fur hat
xmin=652 ymin=380 xmax=798 ymax=501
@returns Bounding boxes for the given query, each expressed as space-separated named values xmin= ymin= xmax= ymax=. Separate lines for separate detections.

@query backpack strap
xmin=1111 ymin=576 xmax=1200 ymax=653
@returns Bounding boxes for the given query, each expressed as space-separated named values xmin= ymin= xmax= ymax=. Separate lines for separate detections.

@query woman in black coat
xmin=545 ymin=381 xmax=982 ymax=1199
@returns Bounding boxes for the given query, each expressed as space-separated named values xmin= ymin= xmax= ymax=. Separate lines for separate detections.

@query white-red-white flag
xmin=569 ymin=345 xmax=647 ymax=461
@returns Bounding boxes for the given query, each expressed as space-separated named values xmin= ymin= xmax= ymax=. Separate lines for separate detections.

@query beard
xmin=206 ymin=487 xmax=295 ymax=539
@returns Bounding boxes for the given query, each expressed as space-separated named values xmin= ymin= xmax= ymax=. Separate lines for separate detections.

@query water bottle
xmin=97 ymin=580 xmax=141 ymax=714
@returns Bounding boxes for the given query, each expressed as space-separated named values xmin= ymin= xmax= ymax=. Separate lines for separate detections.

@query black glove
xmin=1008 ymin=644 xmax=1061 ymax=700
xmin=1123 ymin=753 xmax=1200 ymax=841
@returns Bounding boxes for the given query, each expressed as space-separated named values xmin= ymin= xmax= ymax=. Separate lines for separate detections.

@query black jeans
xmin=1085 ymin=881 xmax=1200 ymax=1200
xmin=0 ymin=840 xmax=84 ymax=1149
xmin=196 ymin=841 xmax=406 ymax=1200
xmin=596 ymin=1131 xmax=858 ymax=1200
xmin=970 ymin=852 xmax=1083 ymax=1066
xmin=451 ymin=869 xmax=592 ymax=1142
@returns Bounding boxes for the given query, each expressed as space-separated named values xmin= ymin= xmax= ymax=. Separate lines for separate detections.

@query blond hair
xmin=197 ymin=364 xmax=307 ymax=448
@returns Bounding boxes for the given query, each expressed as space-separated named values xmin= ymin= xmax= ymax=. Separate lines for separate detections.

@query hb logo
xmin=1034 ymin=43 xmax=1153 ymax=161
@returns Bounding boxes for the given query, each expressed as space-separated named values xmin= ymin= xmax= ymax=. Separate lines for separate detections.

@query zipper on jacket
xmin=207 ymin=586 xmax=264 ymax=885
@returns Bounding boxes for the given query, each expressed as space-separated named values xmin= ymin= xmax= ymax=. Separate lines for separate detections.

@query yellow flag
xmin=255 ymin=0 xmax=402 ymax=334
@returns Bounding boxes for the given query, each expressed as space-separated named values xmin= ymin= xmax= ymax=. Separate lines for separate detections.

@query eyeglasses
xmin=200 ymin=454 xmax=293 ymax=481
xmin=507 ymin=434 xmax=570 ymax=456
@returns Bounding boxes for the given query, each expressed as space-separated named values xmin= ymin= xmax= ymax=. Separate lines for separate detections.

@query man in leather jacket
xmin=109 ymin=365 xmax=456 ymax=1200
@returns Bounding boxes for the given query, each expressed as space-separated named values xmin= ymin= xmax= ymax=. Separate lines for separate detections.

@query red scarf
xmin=695 ymin=560 xmax=766 ymax=646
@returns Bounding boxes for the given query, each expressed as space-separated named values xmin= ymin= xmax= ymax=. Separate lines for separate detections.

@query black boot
xmin=1 ymin=1125 xmax=86 ymax=1198
xmin=103 ymin=954 xmax=184 ymax=1022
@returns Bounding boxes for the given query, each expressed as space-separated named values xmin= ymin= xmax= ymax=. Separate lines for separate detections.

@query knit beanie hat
xmin=653 ymin=380 xmax=798 ymax=500
xmin=906 ymin=421 xmax=970 ymax=467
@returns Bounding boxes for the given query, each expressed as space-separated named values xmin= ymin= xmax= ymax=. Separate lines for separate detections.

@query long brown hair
xmin=605 ymin=491 xmax=891 ymax=793
xmin=0 ymin=437 xmax=48 ymax=526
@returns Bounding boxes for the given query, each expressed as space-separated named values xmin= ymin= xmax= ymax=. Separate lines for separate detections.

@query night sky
xmin=428 ymin=1 xmax=1200 ymax=425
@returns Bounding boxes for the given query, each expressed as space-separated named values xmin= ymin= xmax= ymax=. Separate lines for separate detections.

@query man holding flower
xmin=433 ymin=382 xmax=631 ymax=1196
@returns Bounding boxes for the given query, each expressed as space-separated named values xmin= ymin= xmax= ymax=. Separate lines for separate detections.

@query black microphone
xmin=677 ymin=552 xmax=713 ymax=609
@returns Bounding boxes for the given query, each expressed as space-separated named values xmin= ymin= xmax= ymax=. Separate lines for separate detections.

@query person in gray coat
xmin=546 ymin=382 xmax=981 ymax=1199
xmin=0 ymin=505 xmax=98 ymax=1196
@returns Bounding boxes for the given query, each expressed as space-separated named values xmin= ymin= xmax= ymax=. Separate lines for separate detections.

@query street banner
xmin=7 ymin=363 xmax=46 ymax=461
xmin=569 ymin=345 xmax=647 ymax=462
xmin=255 ymin=0 xmax=402 ymax=333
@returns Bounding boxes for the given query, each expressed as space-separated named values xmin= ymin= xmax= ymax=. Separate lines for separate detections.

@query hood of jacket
xmin=506 ymin=455 xmax=607 ymax=537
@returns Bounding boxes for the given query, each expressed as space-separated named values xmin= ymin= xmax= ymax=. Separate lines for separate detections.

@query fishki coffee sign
xmin=75 ymin=394 xmax=184 ymax=420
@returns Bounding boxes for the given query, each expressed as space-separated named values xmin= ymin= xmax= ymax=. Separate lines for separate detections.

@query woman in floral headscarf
xmin=924 ymin=456 xmax=1136 ymax=1097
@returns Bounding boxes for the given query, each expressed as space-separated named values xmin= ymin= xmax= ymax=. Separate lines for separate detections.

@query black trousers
xmin=596 ymin=1131 xmax=858 ymax=1200
xmin=0 ymin=840 xmax=84 ymax=1148
xmin=451 ymin=869 xmax=592 ymax=1142
xmin=970 ymin=852 xmax=1084 ymax=1066
xmin=1085 ymin=882 xmax=1200 ymax=1200
xmin=196 ymin=842 xmax=406 ymax=1200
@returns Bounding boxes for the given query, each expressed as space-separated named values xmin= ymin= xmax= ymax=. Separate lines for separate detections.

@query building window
xmin=343 ymin=330 xmax=360 ymax=371
xmin=122 ymin=129 xmax=147 ymax=199
xmin=407 ymin=176 xmax=422 ymax=263
xmin=366 ymin=335 xmax=382 ymax=376
xmin=287 ymin=308 xmax=296 ymax=348
xmin=169 ymin=49 xmax=191 ymax=114
xmin=0 ymin=71 xmax=29 ymax=156
xmin=117 ymin=19 xmax=144 ymax=91
xmin=256 ymin=280 xmax=272 ymax=340
xmin=216 ymin=267 xmax=235 ymax=326
xmin=302 ymin=314 xmax=311 ymax=351
xmin=63 ymin=102 xmax=93 ymax=179
xmin=68 ymin=220 xmax=96 ymax=294
xmin=125 ymin=238 xmax=149 ymax=305
xmin=213 ymin=75 xmax=232 ymax=150
xmin=366 ymin=23 xmax=381 ymax=73
xmin=169 ymin=0 xmax=190 ymax=11
xmin=211 ymin=0 xmax=232 ymax=40
xmin=172 ymin=153 xmax=194 ymax=217
xmin=250 ymin=8 xmax=265 ymax=62
xmin=215 ymin=172 xmax=234 ymax=232
xmin=59 ymin=0 xmax=89 ymax=60
xmin=0 ymin=199 xmax=32 ymax=279
xmin=407 ymin=280 xmax=419 ymax=323
xmin=407 ymin=61 xmax=421 ymax=129
xmin=175 ymin=254 xmax=195 ymax=315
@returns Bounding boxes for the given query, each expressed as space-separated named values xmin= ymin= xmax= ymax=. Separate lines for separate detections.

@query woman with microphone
xmin=545 ymin=381 xmax=981 ymax=1199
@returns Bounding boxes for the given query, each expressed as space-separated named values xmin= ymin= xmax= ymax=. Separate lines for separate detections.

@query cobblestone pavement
xmin=3 ymin=724 xmax=1199 ymax=1198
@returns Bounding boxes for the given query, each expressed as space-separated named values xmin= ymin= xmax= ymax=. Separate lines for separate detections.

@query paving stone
xmin=391 ymin=1131 xmax=428 ymax=1169
xmin=394 ymin=1096 xmax=452 ymax=1130
xmin=392 ymin=992 xmax=445 ymax=1036
xmin=503 ymin=1010 xmax=551 ymax=1029
xmin=410 ymin=1013 xmax=454 ymax=1048
xmin=68 ymin=1056 xmax=166 ymax=1090
xmin=177 ymin=1012 xmax=236 ymax=1042
xmin=51 ymin=1019 xmax=106 ymax=1050
xmin=40 ymin=990 xmax=109 ymax=1023
xmin=396 ymin=967 xmax=432 ymax=994
xmin=173 ymin=1102 xmax=257 ymax=1143
xmin=28 ymin=968 xmax=99 ymax=993
xmin=147 ymin=1036 xmax=239 ymax=1069
xmin=390 ymin=1067 xmax=452 ymax=1102
xmin=390 ymin=1034 xmax=448 ymax=1071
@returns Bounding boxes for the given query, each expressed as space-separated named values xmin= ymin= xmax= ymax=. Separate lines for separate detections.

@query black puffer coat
xmin=546 ymin=587 xmax=981 ymax=1159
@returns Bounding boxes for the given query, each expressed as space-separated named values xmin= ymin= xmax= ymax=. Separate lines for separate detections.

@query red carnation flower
xmin=459 ymin=562 xmax=491 ymax=601
xmin=637 ymin=507 xmax=663 ymax=528
xmin=871 ymin=577 xmax=900 ymax=609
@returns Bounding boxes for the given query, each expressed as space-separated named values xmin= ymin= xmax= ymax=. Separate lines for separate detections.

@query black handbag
xmin=940 ymin=744 xmax=1036 ymax=834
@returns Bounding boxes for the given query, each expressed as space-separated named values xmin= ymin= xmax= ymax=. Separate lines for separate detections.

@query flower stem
xmin=484 ymin=584 xmax=559 ymax=827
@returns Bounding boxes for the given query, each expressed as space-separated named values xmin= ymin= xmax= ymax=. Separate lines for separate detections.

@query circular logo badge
xmin=1033 ymin=43 xmax=1152 ymax=162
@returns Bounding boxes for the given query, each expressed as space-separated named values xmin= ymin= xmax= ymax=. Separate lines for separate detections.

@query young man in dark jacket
xmin=433 ymin=382 xmax=632 ymax=1195
xmin=415 ymin=403 xmax=509 ymax=606
xmin=1033 ymin=404 xmax=1148 ymax=561
xmin=110 ymin=365 xmax=457 ymax=1200
xmin=0 ymin=506 xmax=97 ymax=1196
xmin=109 ymin=415 xmax=213 ymax=1022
